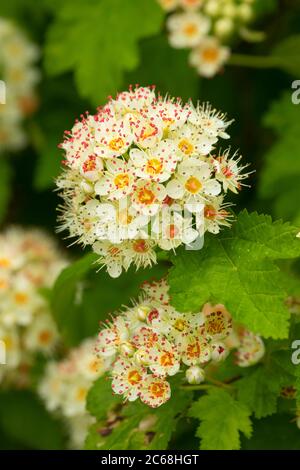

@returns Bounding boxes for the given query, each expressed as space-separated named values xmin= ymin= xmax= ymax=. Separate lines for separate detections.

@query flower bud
xmin=214 ymin=18 xmax=234 ymax=38
xmin=136 ymin=305 xmax=151 ymax=321
xmin=186 ymin=365 xmax=205 ymax=384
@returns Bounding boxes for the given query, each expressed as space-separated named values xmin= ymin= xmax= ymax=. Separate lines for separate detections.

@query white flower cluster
xmin=57 ymin=86 xmax=248 ymax=278
xmin=0 ymin=18 xmax=39 ymax=153
xmin=96 ymin=278 xmax=264 ymax=408
xmin=158 ymin=0 xmax=258 ymax=77
xmin=0 ymin=227 xmax=67 ymax=386
xmin=39 ymin=337 xmax=109 ymax=448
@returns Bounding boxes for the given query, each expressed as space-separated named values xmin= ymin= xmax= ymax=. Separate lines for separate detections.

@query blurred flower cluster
xmin=0 ymin=18 xmax=39 ymax=153
xmin=0 ymin=227 xmax=67 ymax=386
xmin=57 ymin=86 xmax=248 ymax=277
xmin=39 ymin=337 xmax=109 ymax=448
xmin=158 ymin=0 xmax=260 ymax=77
xmin=96 ymin=278 xmax=265 ymax=408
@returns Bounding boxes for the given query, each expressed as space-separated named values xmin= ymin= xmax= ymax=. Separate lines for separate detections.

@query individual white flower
xmin=92 ymin=241 xmax=126 ymax=278
xmin=172 ymin=122 xmax=217 ymax=157
xmin=152 ymin=210 xmax=198 ymax=250
xmin=189 ymin=36 xmax=230 ymax=77
xmin=201 ymin=303 xmax=232 ymax=341
xmin=180 ymin=334 xmax=211 ymax=366
xmin=23 ymin=312 xmax=58 ymax=354
xmin=166 ymin=159 xmax=221 ymax=209
xmin=123 ymin=239 xmax=157 ymax=271
xmin=167 ymin=12 xmax=211 ymax=48
xmin=131 ymin=179 xmax=167 ymax=216
xmin=95 ymin=159 xmax=136 ymax=200
xmin=111 ymin=357 xmax=147 ymax=401
xmin=94 ymin=116 xmax=133 ymax=158
xmin=130 ymin=140 xmax=179 ymax=183
xmin=140 ymin=375 xmax=171 ymax=408
xmin=211 ymin=149 xmax=251 ymax=193
xmin=197 ymin=196 xmax=232 ymax=235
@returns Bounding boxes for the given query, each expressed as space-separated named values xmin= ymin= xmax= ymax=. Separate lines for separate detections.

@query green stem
xmin=228 ymin=53 xmax=282 ymax=70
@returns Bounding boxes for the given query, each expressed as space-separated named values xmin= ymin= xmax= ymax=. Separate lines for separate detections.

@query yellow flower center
xmin=185 ymin=176 xmax=202 ymax=194
xmin=187 ymin=341 xmax=200 ymax=358
xmin=149 ymin=381 xmax=167 ymax=398
xmin=204 ymin=205 xmax=217 ymax=220
xmin=38 ymin=330 xmax=52 ymax=345
xmin=14 ymin=292 xmax=29 ymax=305
xmin=76 ymin=387 xmax=87 ymax=401
xmin=146 ymin=158 xmax=163 ymax=176
xmin=183 ymin=23 xmax=198 ymax=37
xmin=0 ymin=258 xmax=11 ymax=268
xmin=128 ymin=370 xmax=142 ymax=385
xmin=108 ymin=137 xmax=125 ymax=151
xmin=3 ymin=336 xmax=13 ymax=350
xmin=140 ymin=123 xmax=158 ymax=141
xmin=137 ymin=188 xmax=156 ymax=205
xmin=160 ymin=352 xmax=174 ymax=367
xmin=206 ymin=312 xmax=225 ymax=335
xmin=178 ymin=139 xmax=194 ymax=155
xmin=88 ymin=359 xmax=100 ymax=374
xmin=174 ymin=319 xmax=186 ymax=331
xmin=202 ymin=47 xmax=219 ymax=63
xmin=114 ymin=173 xmax=130 ymax=189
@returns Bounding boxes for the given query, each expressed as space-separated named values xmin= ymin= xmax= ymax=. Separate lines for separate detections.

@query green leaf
xmin=125 ymin=35 xmax=199 ymax=102
xmin=259 ymin=92 xmax=300 ymax=222
xmin=189 ymin=388 xmax=252 ymax=450
xmin=272 ymin=35 xmax=300 ymax=76
xmin=169 ymin=210 xmax=300 ymax=339
xmin=0 ymin=158 xmax=11 ymax=223
xmin=85 ymin=382 xmax=192 ymax=450
xmin=45 ymin=0 xmax=163 ymax=105
xmin=51 ymin=252 xmax=168 ymax=346
xmin=86 ymin=375 xmax=122 ymax=421
xmin=0 ymin=390 xmax=65 ymax=450
xmin=33 ymin=76 xmax=87 ymax=190
xmin=241 ymin=414 xmax=300 ymax=450
xmin=237 ymin=351 xmax=296 ymax=419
